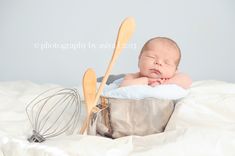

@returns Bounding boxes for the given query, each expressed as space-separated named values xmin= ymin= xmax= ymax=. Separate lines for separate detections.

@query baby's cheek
xmin=162 ymin=69 xmax=175 ymax=78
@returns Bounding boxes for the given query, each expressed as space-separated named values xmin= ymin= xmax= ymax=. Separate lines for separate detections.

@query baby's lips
xmin=150 ymin=69 xmax=161 ymax=74
xmin=150 ymin=69 xmax=161 ymax=78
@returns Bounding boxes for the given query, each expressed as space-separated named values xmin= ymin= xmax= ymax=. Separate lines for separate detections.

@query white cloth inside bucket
xmin=101 ymin=78 xmax=188 ymax=100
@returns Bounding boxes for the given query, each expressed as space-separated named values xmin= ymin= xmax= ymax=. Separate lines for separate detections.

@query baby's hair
xmin=139 ymin=37 xmax=181 ymax=67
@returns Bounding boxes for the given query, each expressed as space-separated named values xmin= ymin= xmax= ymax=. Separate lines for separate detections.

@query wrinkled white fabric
xmin=0 ymin=80 xmax=235 ymax=156
xmin=166 ymin=80 xmax=235 ymax=131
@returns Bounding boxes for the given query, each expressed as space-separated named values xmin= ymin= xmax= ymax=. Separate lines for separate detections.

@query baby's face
xmin=138 ymin=40 xmax=179 ymax=79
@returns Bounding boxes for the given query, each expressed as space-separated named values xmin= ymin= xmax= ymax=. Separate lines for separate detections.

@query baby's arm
xmin=119 ymin=73 xmax=148 ymax=87
xmin=162 ymin=73 xmax=192 ymax=89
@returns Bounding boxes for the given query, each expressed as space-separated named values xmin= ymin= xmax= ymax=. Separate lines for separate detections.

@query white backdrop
xmin=0 ymin=0 xmax=234 ymax=86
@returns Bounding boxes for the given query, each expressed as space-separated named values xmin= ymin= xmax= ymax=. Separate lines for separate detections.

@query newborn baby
xmin=120 ymin=37 xmax=192 ymax=89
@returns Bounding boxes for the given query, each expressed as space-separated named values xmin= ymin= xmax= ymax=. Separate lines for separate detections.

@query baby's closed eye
xmin=164 ymin=60 xmax=174 ymax=65
xmin=146 ymin=55 xmax=155 ymax=59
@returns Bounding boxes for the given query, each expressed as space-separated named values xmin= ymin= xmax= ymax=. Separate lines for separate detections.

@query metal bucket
xmin=87 ymin=96 xmax=175 ymax=138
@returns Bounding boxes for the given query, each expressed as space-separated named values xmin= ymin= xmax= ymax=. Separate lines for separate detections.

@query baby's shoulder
xmin=173 ymin=72 xmax=191 ymax=78
xmin=124 ymin=72 xmax=140 ymax=79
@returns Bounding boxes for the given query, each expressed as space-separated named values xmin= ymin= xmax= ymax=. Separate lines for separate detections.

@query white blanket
xmin=101 ymin=78 xmax=187 ymax=100
xmin=0 ymin=80 xmax=235 ymax=156
xmin=102 ymin=84 xmax=187 ymax=100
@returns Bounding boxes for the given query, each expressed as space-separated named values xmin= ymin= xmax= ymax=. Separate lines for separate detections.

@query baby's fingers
xmin=150 ymin=81 xmax=160 ymax=87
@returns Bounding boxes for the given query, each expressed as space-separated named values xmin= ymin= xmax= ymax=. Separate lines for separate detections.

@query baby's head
xmin=138 ymin=37 xmax=181 ymax=79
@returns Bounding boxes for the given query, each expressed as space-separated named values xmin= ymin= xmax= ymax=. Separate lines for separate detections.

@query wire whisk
xmin=26 ymin=88 xmax=82 ymax=143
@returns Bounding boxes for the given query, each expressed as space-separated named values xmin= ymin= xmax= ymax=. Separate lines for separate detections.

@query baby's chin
xmin=148 ymin=73 xmax=162 ymax=79
xmin=140 ymin=72 xmax=162 ymax=79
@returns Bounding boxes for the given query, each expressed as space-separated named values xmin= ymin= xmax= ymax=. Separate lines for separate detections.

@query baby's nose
xmin=154 ymin=60 xmax=162 ymax=66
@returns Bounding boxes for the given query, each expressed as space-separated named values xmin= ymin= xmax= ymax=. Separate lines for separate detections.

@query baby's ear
xmin=137 ymin=57 xmax=141 ymax=68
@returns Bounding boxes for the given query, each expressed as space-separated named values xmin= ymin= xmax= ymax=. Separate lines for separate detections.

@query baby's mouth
xmin=150 ymin=69 xmax=161 ymax=78
xmin=150 ymin=69 xmax=161 ymax=75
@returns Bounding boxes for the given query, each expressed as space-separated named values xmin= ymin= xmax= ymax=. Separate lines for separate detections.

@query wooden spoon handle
xmin=93 ymin=17 xmax=136 ymax=106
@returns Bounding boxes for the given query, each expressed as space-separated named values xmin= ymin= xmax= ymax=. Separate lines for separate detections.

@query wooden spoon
xmin=81 ymin=17 xmax=136 ymax=133
xmin=80 ymin=68 xmax=97 ymax=134
xmin=93 ymin=17 xmax=136 ymax=109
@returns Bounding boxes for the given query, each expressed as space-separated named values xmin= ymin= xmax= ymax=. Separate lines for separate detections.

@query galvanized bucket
xmin=87 ymin=96 xmax=175 ymax=138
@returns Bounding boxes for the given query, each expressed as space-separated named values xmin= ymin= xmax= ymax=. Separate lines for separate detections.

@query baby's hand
xmin=149 ymin=81 xmax=160 ymax=87
xmin=148 ymin=78 xmax=169 ymax=87
xmin=158 ymin=78 xmax=169 ymax=84
xmin=148 ymin=78 xmax=160 ymax=87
